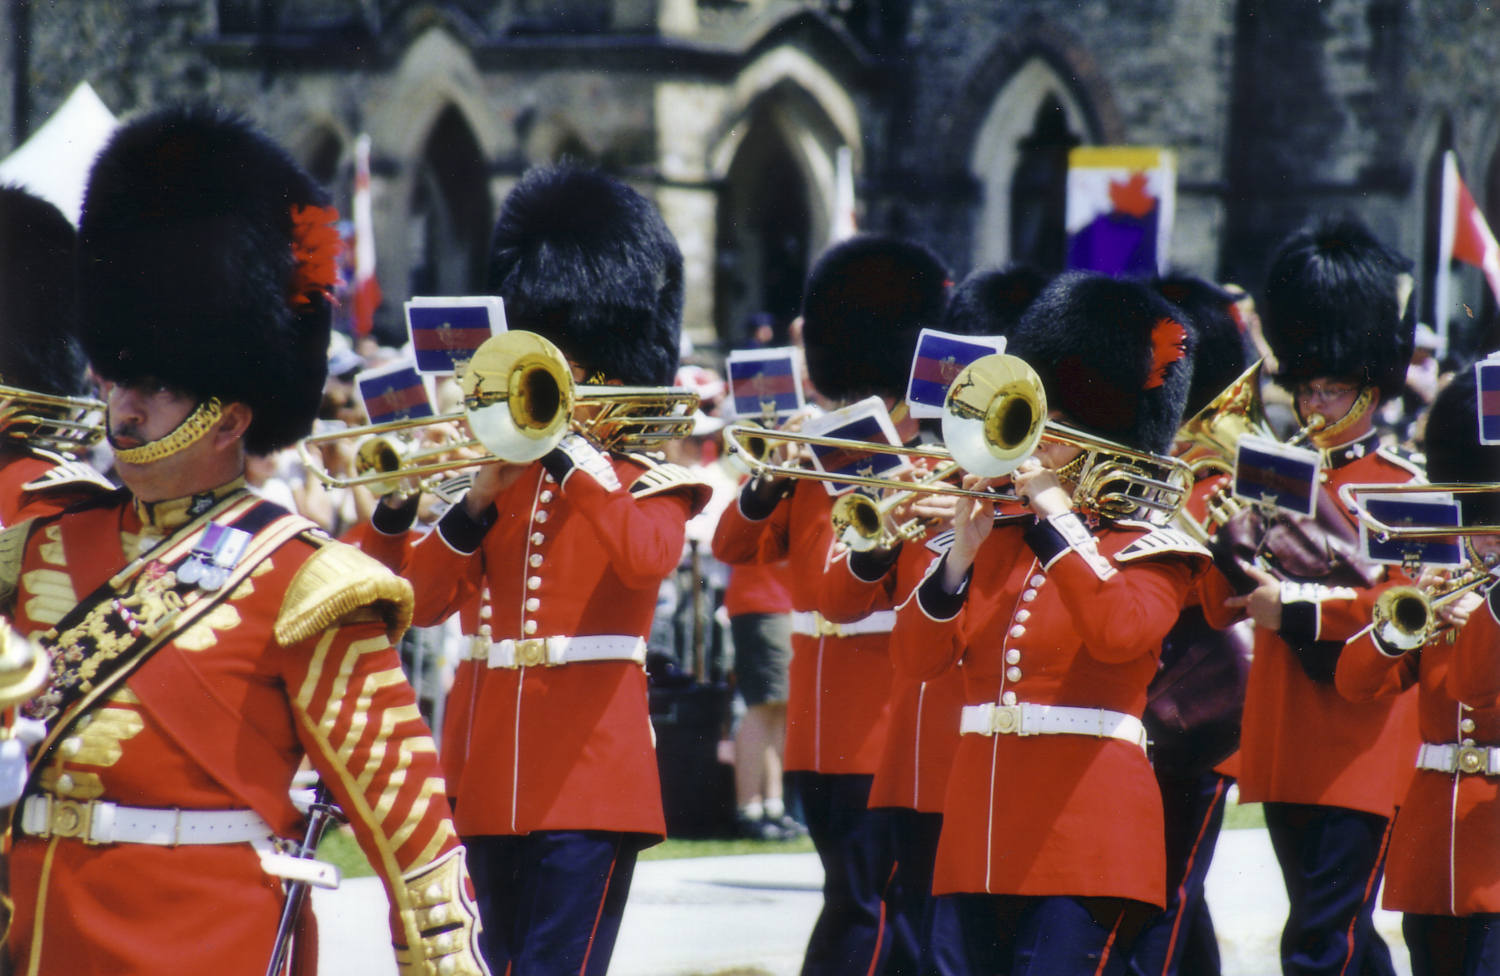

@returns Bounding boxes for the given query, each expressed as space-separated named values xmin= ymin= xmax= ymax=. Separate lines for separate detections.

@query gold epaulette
xmin=20 ymin=451 xmax=115 ymax=495
xmin=625 ymin=453 xmax=715 ymax=510
xmin=0 ymin=519 xmax=35 ymax=613
xmin=275 ymin=535 xmax=414 ymax=647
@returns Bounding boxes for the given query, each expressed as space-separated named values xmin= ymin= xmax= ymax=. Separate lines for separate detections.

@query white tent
xmin=0 ymin=82 xmax=117 ymax=226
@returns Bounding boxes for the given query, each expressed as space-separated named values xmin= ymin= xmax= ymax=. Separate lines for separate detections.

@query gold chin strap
xmin=1309 ymin=385 xmax=1377 ymax=449
xmin=1053 ymin=452 xmax=1089 ymax=486
xmin=110 ymin=397 xmax=224 ymax=466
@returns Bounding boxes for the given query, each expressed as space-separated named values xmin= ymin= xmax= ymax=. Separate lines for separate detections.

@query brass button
xmin=1030 ymin=575 xmax=1046 ymax=587
xmin=529 ymin=554 xmax=544 ymax=568
xmin=1006 ymin=666 xmax=1022 ymax=682
xmin=524 ymin=620 xmax=538 ymax=635
xmin=478 ymin=624 xmax=492 ymax=637
xmin=1021 ymin=590 xmax=1037 ymax=603
xmin=480 ymin=605 xmax=492 ymax=620
xmin=527 ymin=576 xmax=541 ymax=590
xmin=1009 ymin=625 xmax=1026 ymax=638
xmin=1015 ymin=609 xmax=1031 ymax=623
xmin=540 ymin=491 xmax=555 ymax=503
xmin=525 ymin=598 xmax=540 ymax=612
xmin=531 ymin=532 xmax=545 ymax=545
xmin=1001 ymin=691 xmax=1017 ymax=706
xmin=1004 ymin=649 xmax=1021 ymax=665
xmin=1460 ymin=719 xmax=1476 ymax=734
xmin=534 ymin=511 xmax=549 ymax=524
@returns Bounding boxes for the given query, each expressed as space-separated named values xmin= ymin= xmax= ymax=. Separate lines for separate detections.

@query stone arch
xmin=408 ymin=105 xmax=493 ymax=299
xmin=968 ymin=57 xmax=1098 ymax=271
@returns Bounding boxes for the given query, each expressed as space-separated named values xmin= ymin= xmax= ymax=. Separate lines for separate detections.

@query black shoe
xmin=736 ymin=812 xmax=786 ymax=841
xmin=766 ymin=814 xmax=808 ymax=840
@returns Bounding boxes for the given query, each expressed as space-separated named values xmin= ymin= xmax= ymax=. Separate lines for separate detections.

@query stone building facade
xmin=4 ymin=0 xmax=1497 ymax=356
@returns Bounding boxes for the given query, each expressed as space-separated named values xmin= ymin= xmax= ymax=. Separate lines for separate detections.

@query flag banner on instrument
xmin=1233 ymin=435 xmax=1320 ymax=516
xmin=801 ymin=395 xmax=909 ymax=496
xmin=405 ymin=296 xmax=506 ymax=374
xmin=1477 ymin=354 xmax=1500 ymax=444
xmin=1065 ymin=146 xmax=1176 ymax=278
xmin=1359 ymin=492 xmax=1465 ymax=567
xmin=356 ymin=361 xmax=434 ymax=426
xmin=726 ymin=347 xmax=804 ymax=420
xmin=906 ymin=330 xmax=1006 ymax=419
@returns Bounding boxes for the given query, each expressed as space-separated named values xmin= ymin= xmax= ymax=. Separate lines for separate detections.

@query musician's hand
xmin=1438 ymin=592 xmax=1481 ymax=629
xmin=894 ymin=489 xmax=958 ymax=529
xmin=1012 ymin=459 xmax=1072 ymax=519
xmin=1223 ymin=563 xmax=1282 ymax=630
xmin=464 ymin=459 xmax=532 ymax=517
xmin=945 ymin=474 xmax=997 ymax=591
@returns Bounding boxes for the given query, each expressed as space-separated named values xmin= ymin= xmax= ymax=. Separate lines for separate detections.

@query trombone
xmin=726 ymin=353 xmax=1193 ymax=527
xmin=298 ymin=331 xmax=700 ymax=492
xmin=0 ymin=384 xmax=106 ymax=458
xmin=830 ymin=460 xmax=963 ymax=552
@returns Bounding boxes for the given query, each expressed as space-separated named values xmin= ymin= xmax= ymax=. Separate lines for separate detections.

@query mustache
xmin=107 ymin=419 xmax=145 ymax=449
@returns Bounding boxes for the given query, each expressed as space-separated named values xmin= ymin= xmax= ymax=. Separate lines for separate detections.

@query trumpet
xmin=726 ymin=354 xmax=1193 ymax=526
xmin=1373 ymin=566 xmax=1497 ymax=651
xmin=830 ymin=461 xmax=962 ymax=551
xmin=299 ymin=331 xmax=700 ymax=492
xmin=0 ymin=384 xmax=106 ymax=458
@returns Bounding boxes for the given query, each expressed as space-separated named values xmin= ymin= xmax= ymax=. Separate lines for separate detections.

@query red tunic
xmin=712 ymin=482 xmax=893 ymax=775
xmin=892 ymin=516 xmax=1208 ymax=906
xmin=5 ymin=490 xmax=459 ymax=976
xmin=0 ymin=448 xmax=112 ymax=526
xmin=403 ymin=454 xmax=706 ymax=837
xmin=1200 ymin=443 xmax=1421 ymax=816
xmin=1337 ymin=601 xmax=1500 ymax=916
xmin=820 ymin=534 xmax=964 ymax=812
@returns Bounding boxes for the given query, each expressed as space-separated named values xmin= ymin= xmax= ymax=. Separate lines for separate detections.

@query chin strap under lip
xmin=108 ymin=397 xmax=224 ymax=466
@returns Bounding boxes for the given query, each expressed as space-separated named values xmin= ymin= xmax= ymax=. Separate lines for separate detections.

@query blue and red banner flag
xmin=906 ymin=330 xmax=1006 ymax=419
xmin=357 ymin=362 xmax=433 ymax=426
xmin=405 ymin=296 xmax=506 ymax=374
xmin=726 ymin=348 xmax=804 ymax=420
xmin=1233 ymin=435 xmax=1320 ymax=517
xmin=1477 ymin=355 xmax=1500 ymax=445
xmin=1360 ymin=494 xmax=1465 ymax=567
xmin=801 ymin=396 xmax=907 ymax=496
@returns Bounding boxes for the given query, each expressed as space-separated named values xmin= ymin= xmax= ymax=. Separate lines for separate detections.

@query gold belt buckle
xmin=814 ymin=613 xmax=845 ymax=638
xmin=989 ymin=704 xmax=1023 ymax=735
xmin=48 ymin=797 xmax=96 ymax=844
xmin=515 ymin=638 xmax=549 ymax=668
xmin=1457 ymin=745 xmax=1488 ymax=775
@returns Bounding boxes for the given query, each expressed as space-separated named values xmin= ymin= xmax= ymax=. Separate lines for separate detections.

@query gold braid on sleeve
xmin=275 ymin=538 xmax=414 ymax=647
xmin=393 ymin=847 xmax=489 ymax=976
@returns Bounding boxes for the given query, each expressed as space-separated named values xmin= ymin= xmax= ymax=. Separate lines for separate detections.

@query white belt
xmin=484 ymin=635 xmax=647 ymax=669
xmin=959 ymin=703 xmax=1148 ymax=752
xmin=791 ymin=610 xmax=895 ymax=638
xmin=21 ymin=794 xmax=271 ymax=846
xmin=1416 ymin=742 xmax=1500 ymax=777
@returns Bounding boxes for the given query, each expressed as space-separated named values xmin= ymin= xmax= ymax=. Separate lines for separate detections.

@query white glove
xmin=543 ymin=432 xmax=622 ymax=491
xmin=0 ymin=717 xmax=47 ymax=808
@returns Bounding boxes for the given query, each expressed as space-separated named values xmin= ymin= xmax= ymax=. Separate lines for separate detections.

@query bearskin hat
xmin=1152 ymin=274 xmax=1249 ymax=418
xmin=1007 ymin=271 xmax=1196 ymax=456
xmin=801 ymin=235 xmax=949 ymax=402
xmin=1423 ymin=371 xmax=1500 ymax=525
xmin=0 ymin=187 xmax=88 ymax=397
xmin=1261 ymin=217 xmax=1414 ymax=400
xmin=942 ymin=263 xmax=1050 ymax=339
xmin=78 ymin=103 xmax=336 ymax=455
xmin=486 ymin=164 xmax=683 ymax=387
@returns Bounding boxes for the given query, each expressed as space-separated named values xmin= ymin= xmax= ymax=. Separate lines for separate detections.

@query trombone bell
xmin=943 ymin=354 xmax=1047 ymax=478
xmin=462 ymin=332 xmax=575 ymax=464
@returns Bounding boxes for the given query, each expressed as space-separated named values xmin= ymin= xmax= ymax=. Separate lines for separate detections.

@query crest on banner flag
xmin=405 ymin=296 xmax=506 ymax=374
xmin=906 ymin=329 xmax=1006 ymax=419
xmin=1065 ymin=147 xmax=1176 ymax=277
xmin=1477 ymin=354 xmax=1500 ymax=445
xmin=726 ymin=347 xmax=805 ymax=420
xmin=1233 ymin=435 xmax=1320 ymax=517
xmin=801 ymin=396 xmax=908 ymax=496
xmin=356 ymin=361 xmax=434 ymax=426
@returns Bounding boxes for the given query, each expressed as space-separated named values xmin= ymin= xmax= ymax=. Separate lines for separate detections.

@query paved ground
xmin=313 ymin=827 xmax=1412 ymax=976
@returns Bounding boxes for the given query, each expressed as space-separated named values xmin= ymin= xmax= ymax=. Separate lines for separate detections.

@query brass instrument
xmin=0 ymin=619 xmax=48 ymax=711
xmin=1372 ymin=568 xmax=1496 ymax=651
xmin=299 ymin=331 xmax=700 ymax=492
xmin=0 ymin=384 xmax=106 ymax=458
xmin=1337 ymin=482 xmax=1500 ymax=542
xmin=830 ymin=461 xmax=962 ymax=551
xmin=727 ymin=354 xmax=1193 ymax=526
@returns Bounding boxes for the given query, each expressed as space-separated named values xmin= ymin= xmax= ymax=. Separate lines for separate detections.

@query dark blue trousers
xmin=464 ymin=830 xmax=643 ymax=976
xmin=789 ymin=771 xmax=898 ymax=976
xmin=1128 ymin=771 xmax=1231 ymax=976
xmin=950 ymin=894 xmax=1159 ymax=976
xmin=1263 ymin=802 xmax=1397 ymax=976
xmin=1402 ymin=913 xmax=1500 ymax=976
xmin=882 ymin=808 xmax=941 ymax=976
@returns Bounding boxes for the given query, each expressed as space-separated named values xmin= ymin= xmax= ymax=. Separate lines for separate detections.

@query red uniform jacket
xmin=820 ymin=532 xmax=964 ymax=812
xmin=1337 ymin=595 xmax=1500 ymax=916
xmin=893 ymin=513 xmax=1209 ymax=907
xmin=3 ymin=486 xmax=459 ymax=976
xmin=712 ymin=481 xmax=893 ymax=775
xmin=0 ymin=448 xmax=112 ymax=526
xmin=403 ymin=453 xmax=707 ymax=837
xmin=1201 ymin=438 xmax=1421 ymax=816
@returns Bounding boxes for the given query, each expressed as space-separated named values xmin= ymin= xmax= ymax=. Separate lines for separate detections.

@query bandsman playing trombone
xmin=1337 ymin=370 xmax=1500 ymax=975
xmin=394 ymin=164 xmax=711 ymax=976
xmin=890 ymin=273 xmax=1211 ymax=972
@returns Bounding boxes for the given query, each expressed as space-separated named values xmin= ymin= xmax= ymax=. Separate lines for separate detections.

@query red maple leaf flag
xmin=352 ymin=133 xmax=382 ymax=338
xmin=1435 ymin=150 xmax=1500 ymax=355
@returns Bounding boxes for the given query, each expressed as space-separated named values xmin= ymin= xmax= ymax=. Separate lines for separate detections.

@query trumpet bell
xmin=463 ymin=332 xmax=576 ymax=463
xmin=830 ymin=492 xmax=884 ymax=551
xmin=1177 ymin=360 xmax=1273 ymax=475
xmin=942 ymin=354 xmax=1047 ymax=478
xmin=1373 ymin=585 xmax=1435 ymax=651
xmin=0 ymin=619 xmax=48 ymax=711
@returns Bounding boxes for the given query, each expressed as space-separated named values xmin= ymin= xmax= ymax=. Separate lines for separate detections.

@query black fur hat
xmin=1008 ymin=271 xmax=1195 ymax=455
xmin=486 ymin=164 xmax=683 ymax=387
xmin=1424 ymin=371 xmax=1500 ymax=525
xmin=0 ymin=187 xmax=88 ymax=397
xmin=78 ymin=103 xmax=336 ymax=455
xmin=1261 ymin=217 xmax=1414 ymax=400
xmin=1152 ymin=274 xmax=1249 ymax=418
xmin=942 ymin=263 xmax=1050 ymax=339
xmin=801 ymin=235 xmax=949 ymax=401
